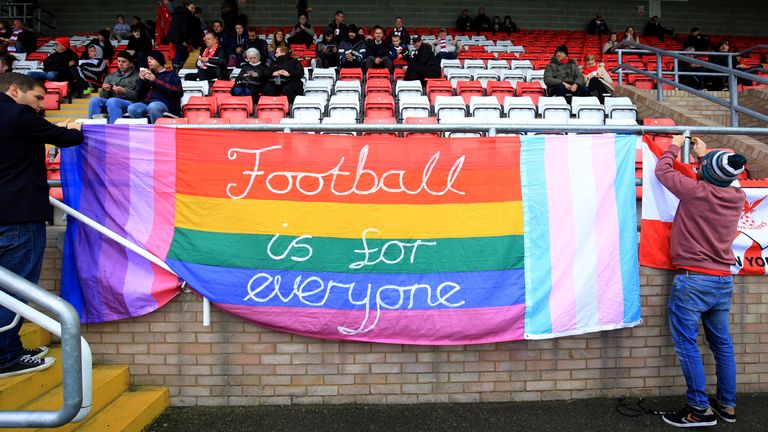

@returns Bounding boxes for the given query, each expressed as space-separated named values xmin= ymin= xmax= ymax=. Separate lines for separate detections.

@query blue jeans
xmin=668 ymin=274 xmax=737 ymax=410
xmin=27 ymin=70 xmax=60 ymax=82
xmin=0 ymin=223 xmax=46 ymax=368
xmin=127 ymin=101 xmax=169 ymax=124
xmin=89 ymin=97 xmax=132 ymax=123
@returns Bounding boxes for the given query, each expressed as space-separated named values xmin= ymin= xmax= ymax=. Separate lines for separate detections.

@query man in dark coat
xmin=185 ymin=32 xmax=229 ymax=81
xmin=168 ymin=1 xmax=202 ymax=70
xmin=404 ymin=36 xmax=440 ymax=86
xmin=325 ymin=10 xmax=348 ymax=45
xmin=27 ymin=37 xmax=78 ymax=83
xmin=263 ymin=45 xmax=304 ymax=103
xmin=543 ymin=44 xmax=590 ymax=97
xmin=0 ymin=72 xmax=82 ymax=379
xmin=472 ymin=7 xmax=491 ymax=33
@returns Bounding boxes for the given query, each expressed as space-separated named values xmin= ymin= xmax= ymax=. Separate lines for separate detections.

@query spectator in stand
xmin=126 ymin=25 xmax=153 ymax=67
xmin=88 ymin=51 xmax=140 ymax=123
xmin=433 ymin=28 xmax=460 ymax=60
xmin=127 ymin=50 xmax=183 ymax=123
xmin=220 ymin=0 xmax=240 ymax=32
xmin=130 ymin=16 xmax=148 ymax=38
xmin=491 ymin=16 xmax=503 ymax=34
xmin=27 ymin=37 xmax=77 ymax=83
xmin=231 ymin=48 xmax=266 ymax=103
xmin=0 ymin=54 xmax=14 ymax=73
xmin=683 ymin=27 xmax=711 ymax=52
xmin=543 ymin=44 xmax=590 ymax=97
xmin=267 ymin=29 xmax=288 ymax=65
xmin=338 ymin=24 xmax=366 ymax=69
xmin=404 ymin=35 xmax=440 ymax=86
xmin=388 ymin=33 xmax=408 ymax=64
xmin=288 ymin=13 xmax=314 ymax=48
xmin=74 ymin=44 xmax=108 ymax=96
xmin=502 ymin=16 xmax=518 ymax=33
xmin=0 ymin=20 xmax=11 ymax=39
xmin=678 ymin=46 xmax=705 ymax=90
xmin=622 ymin=26 xmax=640 ymax=43
xmin=365 ymin=26 xmax=392 ymax=73
xmin=114 ymin=15 xmax=132 ymax=40
xmin=242 ymin=26 xmax=268 ymax=66
xmin=603 ymin=33 xmax=618 ymax=54
xmin=707 ymin=40 xmax=751 ymax=90
xmin=388 ymin=17 xmax=410 ymax=45
xmin=296 ymin=0 xmax=312 ymax=19
xmin=184 ymin=32 xmax=229 ymax=81
xmin=230 ymin=22 xmax=249 ymax=65
xmin=472 ymin=7 xmax=492 ymax=33
xmin=316 ymin=29 xmax=339 ymax=68
xmin=168 ymin=1 xmax=201 ymax=72
xmin=263 ymin=45 xmax=304 ymax=103
xmin=7 ymin=19 xmax=35 ymax=54
xmin=0 ymin=72 xmax=82 ymax=380
xmin=211 ymin=20 xmax=236 ymax=59
xmin=456 ymin=9 xmax=472 ymax=33
xmin=83 ymin=29 xmax=114 ymax=62
xmin=588 ymin=14 xmax=609 ymax=35
xmin=644 ymin=16 xmax=674 ymax=41
xmin=581 ymin=54 xmax=613 ymax=103
xmin=156 ymin=0 xmax=173 ymax=44
xmin=326 ymin=10 xmax=347 ymax=44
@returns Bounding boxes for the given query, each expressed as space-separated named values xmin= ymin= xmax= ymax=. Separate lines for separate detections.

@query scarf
xmin=582 ymin=65 xmax=598 ymax=75
xmin=201 ymin=43 xmax=219 ymax=69
xmin=440 ymin=38 xmax=447 ymax=52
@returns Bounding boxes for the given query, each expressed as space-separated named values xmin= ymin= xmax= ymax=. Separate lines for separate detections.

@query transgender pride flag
xmin=61 ymin=127 xmax=640 ymax=344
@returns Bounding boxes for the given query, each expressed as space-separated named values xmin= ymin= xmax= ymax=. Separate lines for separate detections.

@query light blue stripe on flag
xmin=613 ymin=135 xmax=641 ymax=324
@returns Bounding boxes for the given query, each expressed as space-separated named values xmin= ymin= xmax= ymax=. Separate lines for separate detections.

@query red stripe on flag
xmin=639 ymin=219 xmax=676 ymax=269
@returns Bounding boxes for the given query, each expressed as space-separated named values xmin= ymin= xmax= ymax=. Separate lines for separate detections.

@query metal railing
xmin=0 ymin=266 xmax=92 ymax=428
xmin=0 ymin=2 xmax=56 ymax=33
xmin=614 ymin=41 xmax=768 ymax=127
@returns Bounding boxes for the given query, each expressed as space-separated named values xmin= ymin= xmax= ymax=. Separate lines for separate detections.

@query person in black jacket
xmin=325 ymin=10 xmax=347 ymax=44
xmin=404 ymin=36 xmax=440 ymax=86
xmin=472 ymin=7 xmax=491 ymax=33
xmin=0 ymin=72 xmax=82 ymax=379
xmin=82 ymin=29 xmax=114 ymax=62
xmin=365 ymin=26 xmax=392 ymax=73
xmin=168 ymin=1 xmax=202 ymax=71
xmin=456 ymin=9 xmax=472 ymax=33
xmin=706 ymin=40 xmax=752 ymax=90
xmin=262 ymin=45 xmax=304 ymax=103
xmin=683 ymin=27 xmax=711 ymax=52
xmin=126 ymin=26 xmax=153 ymax=68
xmin=288 ymin=14 xmax=314 ymax=48
xmin=388 ymin=17 xmax=410 ymax=45
xmin=184 ymin=32 xmax=229 ymax=82
xmin=27 ymin=37 xmax=78 ymax=83
xmin=241 ymin=26 xmax=268 ymax=67
xmin=232 ymin=48 xmax=267 ymax=103
xmin=644 ymin=16 xmax=673 ymax=41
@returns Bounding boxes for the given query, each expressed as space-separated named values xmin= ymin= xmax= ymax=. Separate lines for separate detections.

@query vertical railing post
xmin=656 ymin=53 xmax=663 ymax=101
xmin=682 ymin=130 xmax=691 ymax=163
xmin=618 ymin=49 xmax=624 ymax=85
xmin=729 ymin=73 xmax=739 ymax=127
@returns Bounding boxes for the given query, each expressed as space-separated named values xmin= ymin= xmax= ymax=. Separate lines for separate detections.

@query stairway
xmin=0 ymin=323 xmax=168 ymax=431
xmin=44 ymin=93 xmax=92 ymax=123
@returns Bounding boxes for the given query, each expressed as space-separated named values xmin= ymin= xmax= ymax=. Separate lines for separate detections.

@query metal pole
xmin=729 ymin=75 xmax=739 ymax=128
xmin=656 ymin=53 xmax=663 ymax=101
xmin=682 ymin=130 xmax=691 ymax=163
xmin=618 ymin=50 xmax=623 ymax=85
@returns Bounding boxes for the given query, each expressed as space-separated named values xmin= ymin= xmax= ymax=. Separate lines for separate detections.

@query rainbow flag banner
xmin=61 ymin=126 xmax=640 ymax=344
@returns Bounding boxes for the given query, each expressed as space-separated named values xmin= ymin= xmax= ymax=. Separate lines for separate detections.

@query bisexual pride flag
xmin=61 ymin=126 xmax=640 ymax=345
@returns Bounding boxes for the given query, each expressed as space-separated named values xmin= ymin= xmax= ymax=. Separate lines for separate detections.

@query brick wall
xmin=39 ymin=228 xmax=768 ymax=406
xmin=37 ymin=0 xmax=768 ymax=37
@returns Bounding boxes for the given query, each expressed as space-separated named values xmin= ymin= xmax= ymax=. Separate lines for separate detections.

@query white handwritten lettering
xmin=349 ymin=228 xmax=437 ymax=270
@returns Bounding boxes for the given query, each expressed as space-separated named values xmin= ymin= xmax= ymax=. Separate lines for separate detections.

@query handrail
xmin=0 ymin=2 xmax=56 ymax=32
xmin=736 ymin=44 xmax=768 ymax=58
xmin=0 ymin=266 xmax=92 ymax=427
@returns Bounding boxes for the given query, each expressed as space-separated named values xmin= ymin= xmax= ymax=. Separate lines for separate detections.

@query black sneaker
xmin=662 ymin=404 xmax=717 ymax=428
xmin=709 ymin=398 xmax=736 ymax=423
xmin=0 ymin=355 xmax=56 ymax=379
xmin=22 ymin=345 xmax=49 ymax=359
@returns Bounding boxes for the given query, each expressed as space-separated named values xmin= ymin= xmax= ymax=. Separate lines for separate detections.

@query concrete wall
xmin=40 ymin=228 xmax=768 ymax=406
xmin=38 ymin=0 xmax=768 ymax=37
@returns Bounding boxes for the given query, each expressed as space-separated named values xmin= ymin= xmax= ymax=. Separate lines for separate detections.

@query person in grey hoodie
xmin=87 ymin=51 xmax=141 ymax=123
xmin=543 ymin=44 xmax=590 ymax=97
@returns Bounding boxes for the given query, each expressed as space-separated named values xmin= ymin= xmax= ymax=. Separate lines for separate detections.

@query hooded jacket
xmin=338 ymin=35 xmax=367 ymax=64
xmin=543 ymin=56 xmax=586 ymax=88
xmin=78 ymin=45 xmax=108 ymax=84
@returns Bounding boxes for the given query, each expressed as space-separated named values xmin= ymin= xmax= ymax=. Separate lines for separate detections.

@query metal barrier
xmin=0 ymin=266 xmax=92 ymax=428
xmin=614 ymin=41 xmax=768 ymax=127
xmin=0 ymin=1 xmax=56 ymax=33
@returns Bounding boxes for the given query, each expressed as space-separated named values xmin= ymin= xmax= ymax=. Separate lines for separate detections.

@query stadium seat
xmin=321 ymin=116 xmax=356 ymax=135
xmin=291 ymin=95 xmax=326 ymax=123
xmin=404 ymin=116 xmax=439 ymax=137
xmin=311 ymin=67 xmax=337 ymax=84
xmin=218 ymin=95 xmax=253 ymax=120
xmin=571 ymin=96 xmax=605 ymax=124
xmin=393 ymin=69 xmax=406 ymax=82
xmin=434 ymin=95 xmax=467 ymax=123
xmin=503 ymin=96 xmax=537 ymax=123
xmin=399 ymin=95 xmax=431 ymax=120
xmin=182 ymin=80 xmax=209 ymax=97
xmin=604 ymin=97 xmax=638 ymax=121
xmin=426 ymin=79 xmax=453 ymax=100
xmin=440 ymin=59 xmax=462 ymax=73
xmin=445 ymin=69 xmax=472 ymax=87
xmin=366 ymin=68 xmax=390 ymax=81
xmin=363 ymin=116 xmax=397 ymax=137
xmin=395 ymin=80 xmax=423 ymax=100
xmin=487 ymin=59 xmax=510 ymax=72
xmin=364 ymin=94 xmax=395 ymax=118
xmin=629 ymin=74 xmax=654 ymax=90
xmin=334 ymin=79 xmax=362 ymax=99
xmin=256 ymin=96 xmax=289 ymax=122
xmin=487 ymin=81 xmax=516 ymax=104
xmin=365 ymin=78 xmax=392 ymax=95
xmin=515 ymin=81 xmax=546 ymax=104
xmin=44 ymin=81 xmax=70 ymax=103
xmin=114 ymin=118 xmax=149 ymax=124
xmin=526 ymin=70 xmax=544 ymax=83
xmin=46 ymin=149 xmax=63 ymax=200
xmin=155 ymin=117 xmax=189 ymax=125
xmin=511 ymin=60 xmax=534 ymax=74
xmin=328 ymin=95 xmax=360 ymax=120
xmin=42 ymin=93 xmax=60 ymax=111
xmin=339 ymin=68 xmax=363 ymax=82
xmin=211 ymin=80 xmax=235 ymax=95
xmin=463 ymin=59 xmax=486 ymax=71
xmin=456 ymin=80 xmax=484 ymax=99
xmin=182 ymin=96 xmax=217 ymax=121
xmin=473 ymin=70 xmax=499 ymax=87
xmin=499 ymin=69 xmax=526 ymax=85
xmin=469 ymin=96 xmax=502 ymax=119
xmin=195 ymin=118 xmax=231 ymax=124
xmin=538 ymin=96 xmax=571 ymax=122
xmin=304 ymin=79 xmax=333 ymax=102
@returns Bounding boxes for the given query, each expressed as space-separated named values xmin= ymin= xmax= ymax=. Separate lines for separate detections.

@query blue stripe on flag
xmin=613 ymin=135 xmax=641 ymax=324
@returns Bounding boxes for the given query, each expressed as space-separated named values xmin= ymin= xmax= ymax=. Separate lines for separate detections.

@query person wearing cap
xmin=404 ymin=35 xmax=440 ymax=85
xmin=543 ymin=44 xmax=590 ymax=97
xmin=127 ymin=50 xmax=183 ymax=123
xmin=88 ymin=51 xmax=141 ymax=123
xmin=338 ymin=24 xmax=366 ymax=69
xmin=655 ymin=135 xmax=746 ymax=428
xmin=27 ymin=37 xmax=78 ymax=83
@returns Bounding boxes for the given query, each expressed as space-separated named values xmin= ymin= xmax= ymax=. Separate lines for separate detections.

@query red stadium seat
xmin=46 ymin=149 xmax=63 ymax=200
xmin=195 ymin=118 xmax=231 ymax=124
xmin=217 ymin=95 xmax=254 ymax=120
xmin=393 ymin=69 xmax=406 ymax=82
xmin=363 ymin=116 xmax=397 ymax=136
xmin=487 ymin=81 xmax=515 ymax=104
xmin=364 ymin=94 xmax=395 ymax=118
xmin=256 ymin=96 xmax=289 ymax=122
xmin=365 ymin=78 xmax=392 ymax=95
xmin=182 ymin=96 xmax=217 ymax=121
xmin=366 ymin=69 xmax=390 ymax=81
xmin=44 ymin=81 xmax=70 ymax=103
xmin=42 ymin=93 xmax=60 ymax=111
xmin=426 ymin=79 xmax=453 ymax=104
xmin=211 ymin=80 xmax=235 ymax=95
xmin=404 ymin=116 xmax=438 ymax=137
xmin=155 ymin=117 xmax=189 ymax=125
xmin=339 ymin=68 xmax=363 ymax=81
xmin=515 ymin=82 xmax=546 ymax=104
xmin=629 ymin=74 xmax=655 ymax=90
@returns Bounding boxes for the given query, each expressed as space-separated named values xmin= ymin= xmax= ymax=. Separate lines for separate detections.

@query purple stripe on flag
xmin=591 ymin=135 xmax=625 ymax=325
xmin=215 ymin=304 xmax=526 ymax=345
xmin=544 ymin=135 xmax=577 ymax=334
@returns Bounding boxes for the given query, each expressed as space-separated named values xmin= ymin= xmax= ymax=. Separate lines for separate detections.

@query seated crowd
xmin=0 ymin=7 xmax=765 ymax=124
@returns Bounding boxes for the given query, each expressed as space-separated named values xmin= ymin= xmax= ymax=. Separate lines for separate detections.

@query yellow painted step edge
xmin=20 ymin=323 xmax=51 ymax=348
xmin=3 ymin=365 xmax=130 ymax=432
xmin=74 ymin=387 xmax=169 ymax=432
xmin=0 ymin=347 xmax=62 ymax=410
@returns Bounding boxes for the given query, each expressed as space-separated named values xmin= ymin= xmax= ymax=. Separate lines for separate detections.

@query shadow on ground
xmin=147 ymin=393 xmax=766 ymax=432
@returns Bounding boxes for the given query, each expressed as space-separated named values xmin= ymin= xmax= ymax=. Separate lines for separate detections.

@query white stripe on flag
xmin=642 ymin=138 xmax=679 ymax=223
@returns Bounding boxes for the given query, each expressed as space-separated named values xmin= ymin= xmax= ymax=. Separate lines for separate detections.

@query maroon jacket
xmin=655 ymin=146 xmax=745 ymax=273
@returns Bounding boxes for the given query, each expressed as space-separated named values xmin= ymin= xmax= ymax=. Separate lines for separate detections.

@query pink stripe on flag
xmin=590 ymin=135 xmax=625 ymax=325
xmin=544 ymin=135 xmax=577 ymax=333
xmin=215 ymin=304 xmax=526 ymax=345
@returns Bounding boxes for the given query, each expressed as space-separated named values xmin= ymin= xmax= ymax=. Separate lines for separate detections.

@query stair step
xmin=0 ymin=347 xmax=62 ymax=409
xmin=20 ymin=322 xmax=51 ymax=347
xmin=74 ymin=387 xmax=169 ymax=432
xmin=4 ymin=365 xmax=130 ymax=432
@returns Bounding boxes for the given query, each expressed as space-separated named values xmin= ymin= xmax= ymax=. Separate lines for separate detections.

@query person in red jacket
xmin=655 ymin=135 xmax=746 ymax=428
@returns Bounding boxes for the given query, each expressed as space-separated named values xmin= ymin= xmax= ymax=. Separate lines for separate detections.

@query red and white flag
xmin=639 ymin=135 xmax=768 ymax=275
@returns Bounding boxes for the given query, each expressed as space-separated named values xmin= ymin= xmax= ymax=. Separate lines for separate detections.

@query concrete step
xmin=20 ymin=322 xmax=51 ymax=348
xmin=0 ymin=347 xmax=62 ymax=410
xmin=74 ymin=387 xmax=169 ymax=432
xmin=4 ymin=365 xmax=130 ymax=432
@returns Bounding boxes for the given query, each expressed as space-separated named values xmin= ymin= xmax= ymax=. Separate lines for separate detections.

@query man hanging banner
xmin=639 ymin=135 xmax=768 ymax=274
xmin=61 ymin=126 xmax=641 ymax=345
